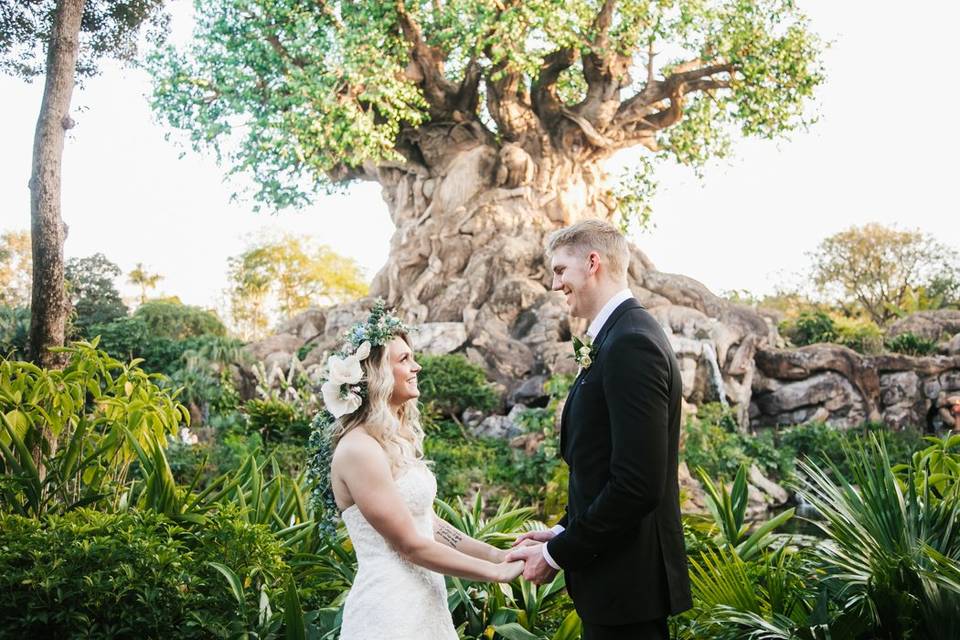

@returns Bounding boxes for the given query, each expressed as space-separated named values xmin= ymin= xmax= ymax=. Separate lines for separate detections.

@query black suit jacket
xmin=546 ymin=298 xmax=692 ymax=624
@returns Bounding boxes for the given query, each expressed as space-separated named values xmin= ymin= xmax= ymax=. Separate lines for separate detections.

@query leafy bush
xmin=682 ymin=404 xmax=789 ymax=481
xmin=134 ymin=299 xmax=226 ymax=340
xmin=792 ymin=435 xmax=960 ymax=639
xmin=833 ymin=315 xmax=884 ymax=354
xmin=243 ymin=397 xmax=311 ymax=443
xmin=417 ymin=354 xmax=498 ymax=418
xmin=780 ymin=310 xmax=836 ymax=346
xmin=0 ymin=507 xmax=291 ymax=639
xmin=776 ymin=421 xmax=925 ymax=479
xmin=886 ymin=331 xmax=939 ymax=356
xmin=65 ymin=253 xmax=129 ymax=337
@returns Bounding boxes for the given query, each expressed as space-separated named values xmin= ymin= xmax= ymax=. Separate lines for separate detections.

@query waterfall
xmin=701 ymin=342 xmax=728 ymax=407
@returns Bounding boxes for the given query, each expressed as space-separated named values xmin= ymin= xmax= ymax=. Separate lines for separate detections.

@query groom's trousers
xmin=581 ymin=617 xmax=669 ymax=640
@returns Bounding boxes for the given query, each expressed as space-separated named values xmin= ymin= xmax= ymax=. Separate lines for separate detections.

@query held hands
xmin=496 ymin=559 xmax=525 ymax=582
xmin=511 ymin=529 xmax=558 ymax=547
xmin=504 ymin=543 xmax=558 ymax=585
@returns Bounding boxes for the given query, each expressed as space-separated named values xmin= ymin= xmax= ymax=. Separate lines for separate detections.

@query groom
xmin=506 ymin=220 xmax=691 ymax=640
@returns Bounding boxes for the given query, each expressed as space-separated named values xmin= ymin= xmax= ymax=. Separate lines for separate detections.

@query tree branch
xmin=531 ymin=48 xmax=578 ymax=126
xmin=394 ymin=1 xmax=459 ymax=117
xmin=613 ymin=62 xmax=733 ymax=129
xmin=577 ymin=0 xmax=631 ymax=129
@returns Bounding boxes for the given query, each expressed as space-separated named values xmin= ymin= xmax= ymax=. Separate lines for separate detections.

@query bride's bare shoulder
xmin=333 ymin=428 xmax=387 ymax=468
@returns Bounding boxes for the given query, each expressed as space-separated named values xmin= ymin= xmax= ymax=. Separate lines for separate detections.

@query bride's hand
xmin=495 ymin=559 xmax=524 ymax=582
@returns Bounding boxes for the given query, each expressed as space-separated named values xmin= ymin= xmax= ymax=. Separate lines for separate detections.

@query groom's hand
xmin=511 ymin=529 xmax=557 ymax=547
xmin=505 ymin=543 xmax=558 ymax=585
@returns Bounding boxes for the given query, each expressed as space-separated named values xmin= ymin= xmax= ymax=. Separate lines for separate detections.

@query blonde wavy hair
xmin=330 ymin=334 xmax=425 ymax=474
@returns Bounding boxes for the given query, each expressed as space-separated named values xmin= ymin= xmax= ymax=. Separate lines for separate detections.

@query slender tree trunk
xmin=27 ymin=0 xmax=86 ymax=475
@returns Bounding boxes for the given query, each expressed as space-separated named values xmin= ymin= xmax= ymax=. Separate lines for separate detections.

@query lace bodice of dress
xmin=338 ymin=464 xmax=457 ymax=640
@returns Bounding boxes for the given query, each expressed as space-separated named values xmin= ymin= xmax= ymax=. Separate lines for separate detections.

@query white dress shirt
xmin=542 ymin=287 xmax=633 ymax=570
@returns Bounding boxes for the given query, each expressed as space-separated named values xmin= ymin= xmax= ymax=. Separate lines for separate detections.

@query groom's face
xmin=550 ymin=246 xmax=595 ymax=319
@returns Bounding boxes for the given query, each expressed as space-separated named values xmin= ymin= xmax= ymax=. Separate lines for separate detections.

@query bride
xmin=312 ymin=301 xmax=523 ymax=640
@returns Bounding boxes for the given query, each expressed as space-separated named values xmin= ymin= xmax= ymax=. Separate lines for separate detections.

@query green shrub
xmin=417 ymin=354 xmax=498 ymax=418
xmin=243 ymin=397 xmax=311 ymax=443
xmin=0 ymin=507 xmax=291 ymax=639
xmin=780 ymin=311 xmax=837 ymax=346
xmin=683 ymin=404 xmax=789 ymax=481
xmin=833 ymin=316 xmax=884 ymax=354
xmin=134 ymin=299 xmax=226 ymax=340
xmin=776 ymin=421 xmax=925 ymax=479
xmin=886 ymin=331 xmax=939 ymax=356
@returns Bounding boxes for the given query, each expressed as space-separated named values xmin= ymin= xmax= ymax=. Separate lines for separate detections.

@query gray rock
xmin=471 ymin=404 xmax=528 ymax=440
xmin=887 ymin=310 xmax=960 ymax=342
xmin=245 ymin=334 xmax=304 ymax=363
xmin=509 ymin=375 xmax=549 ymax=407
xmin=948 ymin=333 xmax=960 ymax=356
xmin=749 ymin=465 xmax=790 ymax=506
xmin=461 ymin=408 xmax=485 ymax=430
xmin=412 ymin=322 xmax=467 ymax=355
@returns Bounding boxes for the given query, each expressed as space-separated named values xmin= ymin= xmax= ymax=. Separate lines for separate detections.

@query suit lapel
xmin=559 ymin=298 xmax=643 ymax=458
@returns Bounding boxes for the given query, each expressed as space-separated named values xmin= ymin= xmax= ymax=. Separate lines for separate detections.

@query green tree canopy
xmin=809 ymin=223 xmax=960 ymax=325
xmin=64 ymin=253 xmax=128 ymax=335
xmin=1 ymin=0 xmax=169 ymax=80
xmin=148 ymin=0 xmax=824 ymax=211
xmin=227 ymin=234 xmax=368 ymax=338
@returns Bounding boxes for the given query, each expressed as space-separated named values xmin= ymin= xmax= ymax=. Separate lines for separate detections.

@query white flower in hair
xmin=322 ymin=379 xmax=362 ymax=418
xmin=326 ymin=352 xmax=364 ymax=387
xmin=320 ymin=341 xmax=373 ymax=418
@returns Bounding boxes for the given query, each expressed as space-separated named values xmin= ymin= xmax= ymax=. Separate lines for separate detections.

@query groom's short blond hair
xmin=547 ymin=220 xmax=630 ymax=279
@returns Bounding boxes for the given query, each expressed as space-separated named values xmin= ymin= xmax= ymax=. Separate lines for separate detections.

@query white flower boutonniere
xmin=572 ymin=335 xmax=596 ymax=371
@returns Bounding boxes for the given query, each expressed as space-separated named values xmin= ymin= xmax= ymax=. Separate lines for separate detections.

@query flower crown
xmin=307 ymin=299 xmax=411 ymax=538
xmin=319 ymin=299 xmax=412 ymax=419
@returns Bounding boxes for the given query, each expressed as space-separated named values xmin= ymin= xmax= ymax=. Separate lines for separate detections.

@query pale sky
xmin=2 ymin=1 xmax=958 ymax=316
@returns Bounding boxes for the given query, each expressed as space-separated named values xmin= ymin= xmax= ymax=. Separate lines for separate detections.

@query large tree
xmin=0 ymin=1 xmax=168 ymax=368
xmin=150 ymin=0 xmax=823 ymax=377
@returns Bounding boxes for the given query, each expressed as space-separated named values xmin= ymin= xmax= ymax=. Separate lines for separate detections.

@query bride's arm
xmin=431 ymin=513 xmax=506 ymax=563
xmin=335 ymin=434 xmax=520 ymax=583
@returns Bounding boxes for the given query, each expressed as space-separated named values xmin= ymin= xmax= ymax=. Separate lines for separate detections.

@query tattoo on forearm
xmin=436 ymin=521 xmax=463 ymax=549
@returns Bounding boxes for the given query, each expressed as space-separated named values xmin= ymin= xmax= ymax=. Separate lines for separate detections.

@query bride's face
xmin=387 ymin=337 xmax=421 ymax=407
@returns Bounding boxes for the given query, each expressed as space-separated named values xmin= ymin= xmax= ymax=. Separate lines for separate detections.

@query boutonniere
xmin=572 ymin=335 xmax=596 ymax=370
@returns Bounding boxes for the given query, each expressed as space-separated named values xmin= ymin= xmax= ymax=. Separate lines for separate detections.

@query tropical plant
xmin=0 ymin=340 xmax=188 ymax=516
xmin=128 ymin=262 xmax=164 ymax=304
xmin=793 ymin=435 xmax=960 ymax=639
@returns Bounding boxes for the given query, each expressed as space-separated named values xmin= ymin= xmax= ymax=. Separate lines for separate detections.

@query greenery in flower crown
xmin=306 ymin=299 xmax=412 ymax=537
xmin=307 ymin=410 xmax=339 ymax=539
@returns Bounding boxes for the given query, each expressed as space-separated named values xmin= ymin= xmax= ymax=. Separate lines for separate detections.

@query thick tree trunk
xmin=365 ymin=123 xmax=616 ymax=382
xmin=27 ymin=0 xmax=86 ymax=474
xmin=357 ymin=123 xmax=770 ymax=410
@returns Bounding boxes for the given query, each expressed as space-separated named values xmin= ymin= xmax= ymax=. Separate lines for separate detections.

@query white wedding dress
xmin=339 ymin=464 xmax=458 ymax=640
